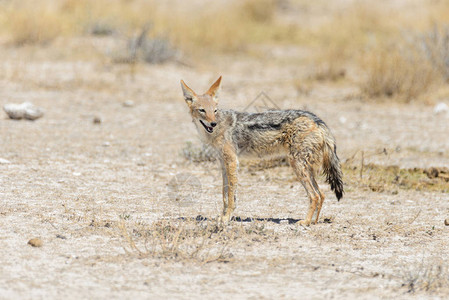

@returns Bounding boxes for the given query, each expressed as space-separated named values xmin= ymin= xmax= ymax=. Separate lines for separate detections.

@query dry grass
xmin=0 ymin=0 xmax=296 ymax=53
xmin=112 ymin=25 xmax=178 ymax=64
xmin=309 ymin=3 xmax=395 ymax=79
xmin=169 ymin=0 xmax=301 ymax=52
xmin=4 ymin=0 xmax=449 ymax=102
xmin=399 ymin=260 xmax=449 ymax=294
xmin=182 ymin=142 xmax=218 ymax=163
xmin=418 ymin=24 xmax=449 ymax=81
xmin=241 ymin=0 xmax=277 ymax=23
xmin=118 ymin=217 xmax=274 ymax=263
xmin=306 ymin=1 xmax=449 ymax=101
xmin=0 ymin=1 xmax=65 ymax=46
xmin=360 ymin=43 xmax=437 ymax=102
xmin=343 ymin=161 xmax=449 ymax=193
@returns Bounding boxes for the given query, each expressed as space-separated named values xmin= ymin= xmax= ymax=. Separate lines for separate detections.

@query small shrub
xmin=113 ymin=26 xmax=178 ymax=64
xmin=119 ymin=218 xmax=278 ymax=262
xmin=312 ymin=60 xmax=346 ymax=82
xmin=400 ymin=262 xmax=448 ymax=293
xmin=241 ymin=0 xmax=277 ymax=23
xmin=119 ymin=219 xmax=233 ymax=262
xmin=182 ymin=142 xmax=217 ymax=163
xmin=418 ymin=25 xmax=449 ymax=81
xmin=360 ymin=44 xmax=436 ymax=101
xmin=138 ymin=37 xmax=177 ymax=64
xmin=87 ymin=20 xmax=116 ymax=36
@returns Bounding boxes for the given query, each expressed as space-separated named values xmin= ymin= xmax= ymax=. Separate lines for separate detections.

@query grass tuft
xmin=119 ymin=219 xmax=232 ymax=262
xmin=400 ymin=261 xmax=448 ymax=294
xmin=119 ymin=218 xmax=275 ymax=263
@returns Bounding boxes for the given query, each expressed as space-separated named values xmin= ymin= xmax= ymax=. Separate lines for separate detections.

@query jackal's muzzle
xmin=200 ymin=120 xmax=216 ymax=133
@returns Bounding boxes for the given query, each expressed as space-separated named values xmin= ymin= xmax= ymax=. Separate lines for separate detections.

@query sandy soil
xmin=0 ymin=37 xmax=449 ymax=299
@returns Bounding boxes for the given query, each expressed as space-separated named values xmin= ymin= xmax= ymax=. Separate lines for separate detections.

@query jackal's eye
xmin=198 ymin=109 xmax=206 ymax=113
xmin=214 ymin=109 xmax=218 ymax=114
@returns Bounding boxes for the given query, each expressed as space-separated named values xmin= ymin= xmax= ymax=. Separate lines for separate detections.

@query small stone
xmin=434 ymin=102 xmax=448 ymax=114
xmin=445 ymin=219 xmax=449 ymax=226
xmin=93 ymin=116 xmax=102 ymax=124
xmin=0 ymin=158 xmax=11 ymax=164
xmin=24 ymin=107 xmax=44 ymax=120
xmin=3 ymin=102 xmax=44 ymax=120
xmin=123 ymin=100 xmax=134 ymax=107
xmin=28 ymin=238 xmax=43 ymax=247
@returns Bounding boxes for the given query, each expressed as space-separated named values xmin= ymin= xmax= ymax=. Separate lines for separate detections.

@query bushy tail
xmin=322 ymin=131 xmax=344 ymax=201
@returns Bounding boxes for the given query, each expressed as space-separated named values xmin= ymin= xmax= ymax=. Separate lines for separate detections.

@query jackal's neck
xmin=192 ymin=109 xmax=231 ymax=146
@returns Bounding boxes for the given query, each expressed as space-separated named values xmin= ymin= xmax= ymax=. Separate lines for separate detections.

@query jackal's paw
xmin=219 ymin=214 xmax=231 ymax=225
xmin=298 ymin=220 xmax=311 ymax=227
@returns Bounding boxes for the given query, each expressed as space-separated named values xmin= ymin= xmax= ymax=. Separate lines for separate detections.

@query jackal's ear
xmin=181 ymin=80 xmax=197 ymax=105
xmin=206 ymin=76 xmax=222 ymax=102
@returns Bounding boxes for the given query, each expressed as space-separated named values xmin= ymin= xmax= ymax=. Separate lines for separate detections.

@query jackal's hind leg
xmin=311 ymin=177 xmax=325 ymax=224
xmin=290 ymin=157 xmax=321 ymax=226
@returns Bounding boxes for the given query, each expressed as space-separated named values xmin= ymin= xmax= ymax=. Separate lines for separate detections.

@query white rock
xmin=3 ymin=102 xmax=44 ymax=120
xmin=0 ymin=158 xmax=11 ymax=164
xmin=339 ymin=116 xmax=347 ymax=124
xmin=123 ymin=100 xmax=135 ymax=107
xmin=433 ymin=102 xmax=448 ymax=114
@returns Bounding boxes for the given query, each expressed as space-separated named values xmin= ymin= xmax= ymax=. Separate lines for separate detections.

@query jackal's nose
xmin=210 ymin=122 xmax=217 ymax=127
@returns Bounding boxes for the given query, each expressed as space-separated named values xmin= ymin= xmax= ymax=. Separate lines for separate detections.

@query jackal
xmin=181 ymin=76 xmax=343 ymax=226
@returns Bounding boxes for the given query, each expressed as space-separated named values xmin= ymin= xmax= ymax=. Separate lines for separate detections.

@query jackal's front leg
xmin=220 ymin=143 xmax=238 ymax=223
xmin=221 ymin=163 xmax=229 ymax=215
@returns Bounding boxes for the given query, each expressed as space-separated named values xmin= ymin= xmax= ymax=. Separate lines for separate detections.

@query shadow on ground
xmin=179 ymin=215 xmax=318 ymax=224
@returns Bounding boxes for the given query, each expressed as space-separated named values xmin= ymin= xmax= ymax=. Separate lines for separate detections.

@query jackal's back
xmin=221 ymin=109 xmax=327 ymax=157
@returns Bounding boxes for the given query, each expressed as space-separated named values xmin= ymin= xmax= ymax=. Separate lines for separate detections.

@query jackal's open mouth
xmin=200 ymin=120 xmax=214 ymax=133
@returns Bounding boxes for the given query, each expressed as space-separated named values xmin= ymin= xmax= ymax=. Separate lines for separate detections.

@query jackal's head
xmin=180 ymin=76 xmax=221 ymax=134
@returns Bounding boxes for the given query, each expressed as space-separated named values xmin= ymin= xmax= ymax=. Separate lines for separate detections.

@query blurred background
xmin=1 ymin=0 xmax=449 ymax=102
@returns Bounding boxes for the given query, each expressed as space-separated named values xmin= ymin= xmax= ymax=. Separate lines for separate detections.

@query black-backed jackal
xmin=181 ymin=76 xmax=343 ymax=226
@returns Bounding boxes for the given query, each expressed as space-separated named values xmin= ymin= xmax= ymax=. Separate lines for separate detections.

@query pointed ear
xmin=181 ymin=80 xmax=197 ymax=105
xmin=206 ymin=76 xmax=222 ymax=102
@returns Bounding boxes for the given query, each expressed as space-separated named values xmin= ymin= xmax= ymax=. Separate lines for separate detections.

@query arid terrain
xmin=1 ymin=0 xmax=449 ymax=299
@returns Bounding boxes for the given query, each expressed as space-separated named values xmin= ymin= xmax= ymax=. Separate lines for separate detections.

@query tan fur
xmin=181 ymin=77 xmax=343 ymax=225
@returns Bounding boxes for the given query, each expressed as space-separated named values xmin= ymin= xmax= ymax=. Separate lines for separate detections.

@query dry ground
xmin=1 ymin=0 xmax=449 ymax=297
xmin=0 ymin=41 xmax=448 ymax=299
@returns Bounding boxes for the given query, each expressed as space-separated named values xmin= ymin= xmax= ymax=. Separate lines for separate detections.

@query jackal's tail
xmin=322 ymin=130 xmax=344 ymax=201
